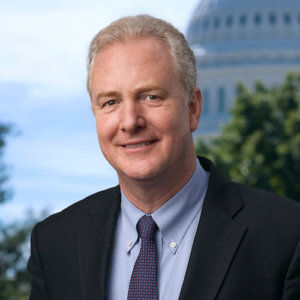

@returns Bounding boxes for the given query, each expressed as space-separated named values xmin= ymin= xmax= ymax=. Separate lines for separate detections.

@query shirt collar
xmin=120 ymin=193 xmax=144 ymax=253
xmin=120 ymin=159 xmax=209 ymax=254
xmin=152 ymin=160 xmax=209 ymax=254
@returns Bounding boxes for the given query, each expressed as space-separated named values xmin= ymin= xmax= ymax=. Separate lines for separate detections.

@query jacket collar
xmin=76 ymin=186 xmax=121 ymax=300
xmin=179 ymin=156 xmax=247 ymax=300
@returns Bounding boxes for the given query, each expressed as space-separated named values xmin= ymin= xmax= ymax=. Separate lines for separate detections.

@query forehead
xmin=90 ymin=37 xmax=181 ymax=94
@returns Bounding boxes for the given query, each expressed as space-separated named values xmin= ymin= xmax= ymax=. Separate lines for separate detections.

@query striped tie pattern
xmin=128 ymin=215 xmax=158 ymax=300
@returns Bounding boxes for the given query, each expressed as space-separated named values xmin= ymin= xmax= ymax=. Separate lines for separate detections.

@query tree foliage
xmin=0 ymin=218 xmax=34 ymax=300
xmin=0 ymin=123 xmax=35 ymax=299
xmin=195 ymin=72 xmax=300 ymax=201
xmin=0 ymin=124 xmax=12 ymax=204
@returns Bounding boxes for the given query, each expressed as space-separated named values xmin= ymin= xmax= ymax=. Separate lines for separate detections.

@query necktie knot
xmin=137 ymin=215 xmax=157 ymax=241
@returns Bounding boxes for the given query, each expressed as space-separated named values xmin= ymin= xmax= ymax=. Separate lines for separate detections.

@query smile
xmin=123 ymin=141 xmax=152 ymax=148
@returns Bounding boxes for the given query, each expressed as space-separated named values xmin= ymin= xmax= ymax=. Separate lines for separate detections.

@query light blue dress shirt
xmin=107 ymin=160 xmax=210 ymax=300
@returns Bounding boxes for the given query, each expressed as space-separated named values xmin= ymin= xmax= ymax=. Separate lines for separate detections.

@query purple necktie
xmin=128 ymin=215 xmax=158 ymax=300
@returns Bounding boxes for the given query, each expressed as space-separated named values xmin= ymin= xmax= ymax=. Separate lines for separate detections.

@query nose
xmin=119 ymin=101 xmax=146 ymax=133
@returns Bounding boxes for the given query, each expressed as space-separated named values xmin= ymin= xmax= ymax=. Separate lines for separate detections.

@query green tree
xmin=195 ymin=72 xmax=300 ymax=201
xmin=0 ymin=124 xmax=12 ymax=204
xmin=0 ymin=123 xmax=35 ymax=299
xmin=0 ymin=217 xmax=34 ymax=300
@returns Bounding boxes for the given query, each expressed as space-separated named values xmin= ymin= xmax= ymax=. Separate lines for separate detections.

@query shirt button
xmin=170 ymin=241 xmax=177 ymax=248
xmin=127 ymin=240 xmax=132 ymax=247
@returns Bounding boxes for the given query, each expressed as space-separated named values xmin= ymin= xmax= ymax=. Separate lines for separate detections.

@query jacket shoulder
xmin=232 ymin=183 xmax=300 ymax=251
xmin=36 ymin=185 xmax=121 ymax=232
xmin=199 ymin=156 xmax=300 ymax=232
xmin=236 ymin=182 xmax=300 ymax=219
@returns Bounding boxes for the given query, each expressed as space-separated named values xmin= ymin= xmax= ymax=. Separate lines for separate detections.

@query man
xmin=28 ymin=15 xmax=300 ymax=300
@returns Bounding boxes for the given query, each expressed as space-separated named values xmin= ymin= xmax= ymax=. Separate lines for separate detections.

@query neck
xmin=119 ymin=156 xmax=197 ymax=214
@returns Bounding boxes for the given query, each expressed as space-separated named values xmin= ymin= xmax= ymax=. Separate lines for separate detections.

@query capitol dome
xmin=187 ymin=0 xmax=300 ymax=136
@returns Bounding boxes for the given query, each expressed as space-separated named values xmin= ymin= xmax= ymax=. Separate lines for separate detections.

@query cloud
xmin=0 ymin=10 xmax=89 ymax=100
xmin=0 ymin=0 xmax=199 ymax=101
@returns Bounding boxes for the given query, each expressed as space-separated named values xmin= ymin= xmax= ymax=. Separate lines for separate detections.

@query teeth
xmin=125 ymin=142 xmax=151 ymax=148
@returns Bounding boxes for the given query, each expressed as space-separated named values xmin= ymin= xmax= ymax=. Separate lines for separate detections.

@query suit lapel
xmin=179 ymin=157 xmax=247 ymax=300
xmin=76 ymin=187 xmax=121 ymax=300
xmin=75 ymin=158 xmax=247 ymax=299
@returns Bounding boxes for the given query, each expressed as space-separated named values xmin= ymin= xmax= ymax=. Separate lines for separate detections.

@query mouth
xmin=122 ymin=140 xmax=156 ymax=149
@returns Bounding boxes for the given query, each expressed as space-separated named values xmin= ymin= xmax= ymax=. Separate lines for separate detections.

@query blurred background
xmin=1 ymin=0 xmax=299 ymax=298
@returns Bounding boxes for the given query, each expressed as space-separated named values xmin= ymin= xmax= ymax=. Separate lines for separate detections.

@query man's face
xmin=90 ymin=37 xmax=201 ymax=187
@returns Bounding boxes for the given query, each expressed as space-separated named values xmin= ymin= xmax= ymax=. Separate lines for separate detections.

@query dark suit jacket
xmin=28 ymin=157 xmax=300 ymax=300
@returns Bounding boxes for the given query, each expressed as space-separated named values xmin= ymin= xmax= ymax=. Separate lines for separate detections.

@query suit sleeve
xmin=281 ymin=239 xmax=300 ymax=300
xmin=27 ymin=223 xmax=49 ymax=300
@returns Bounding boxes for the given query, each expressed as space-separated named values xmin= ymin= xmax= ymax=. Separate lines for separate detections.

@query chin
xmin=118 ymin=162 xmax=163 ymax=182
xmin=122 ymin=169 xmax=157 ymax=182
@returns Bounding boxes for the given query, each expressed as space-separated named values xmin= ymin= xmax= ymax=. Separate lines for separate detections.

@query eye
xmin=104 ymin=100 xmax=117 ymax=107
xmin=144 ymin=95 xmax=159 ymax=101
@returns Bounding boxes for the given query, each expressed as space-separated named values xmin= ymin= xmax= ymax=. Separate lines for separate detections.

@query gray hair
xmin=87 ymin=14 xmax=197 ymax=100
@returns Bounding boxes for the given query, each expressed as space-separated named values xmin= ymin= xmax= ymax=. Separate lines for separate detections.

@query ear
xmin=188 ymin=87 xmax=202 ymax=132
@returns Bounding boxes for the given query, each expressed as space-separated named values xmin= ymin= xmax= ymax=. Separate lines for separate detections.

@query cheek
xmin=151 ymin=111 xmax=189 ymax=151
xmin=159 ymin=107 xmax=190 ymax=134
xmin=95 ymin=115 xmax=115 ymax=143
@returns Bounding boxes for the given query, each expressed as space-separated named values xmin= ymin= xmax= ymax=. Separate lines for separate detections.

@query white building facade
xmin=187 ymin=0 xmax=300 ymax=136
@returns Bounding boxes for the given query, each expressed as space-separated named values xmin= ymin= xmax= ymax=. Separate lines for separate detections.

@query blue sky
xmin=0 ymin=0 xmax=201 ymax=222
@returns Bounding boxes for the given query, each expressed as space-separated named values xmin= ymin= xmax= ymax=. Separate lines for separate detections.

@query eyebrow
xmin=135 ymin=85 xmax=167 ymax=94
xmin=93 ymin=91 xmax=121 ymax=105
xmin=94 ymin=85 xmax=168 ymax=103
